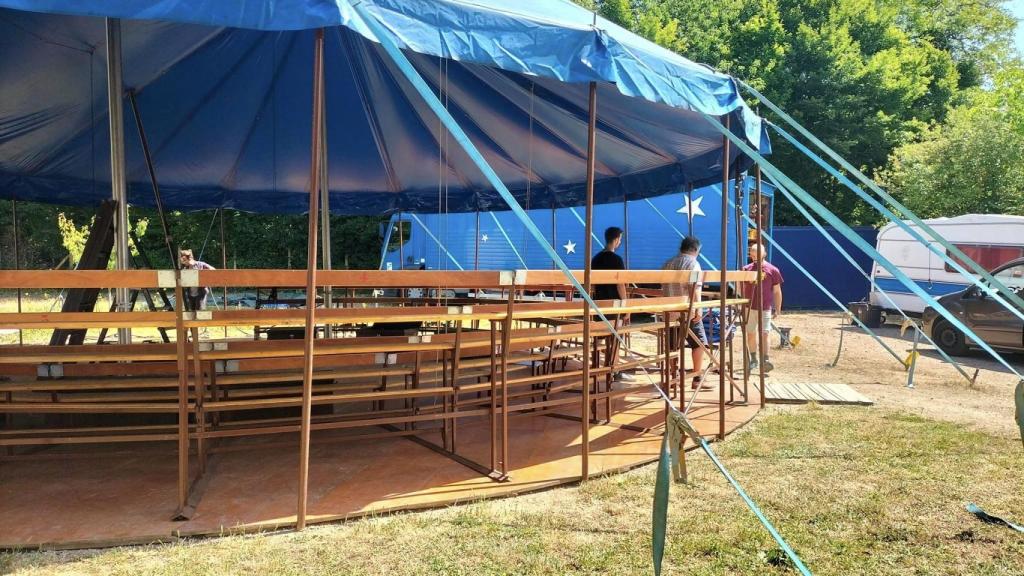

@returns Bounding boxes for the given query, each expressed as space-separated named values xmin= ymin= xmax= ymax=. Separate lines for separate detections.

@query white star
xmin=481 ymin=234 xmax=489 ymax=242
xmin=677 ymin=195 xmax=705 ymax=218
xmin=563 ymin=240 xmax=576 ymax=254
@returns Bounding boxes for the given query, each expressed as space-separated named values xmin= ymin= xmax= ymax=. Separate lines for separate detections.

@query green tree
xmin=599 ymin=0 xmax=634 ymax=28
xmin=880 ymin=67 xmax=1024 ymax=218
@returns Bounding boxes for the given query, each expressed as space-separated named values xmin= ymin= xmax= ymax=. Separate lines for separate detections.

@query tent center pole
xmin=718 ymin=116 xmax=730 ymax=440
xmin=106 ymin=17 xmax=130 ymax=344
xmin=754 ymin=167 xmax=766 ymax=408
xmin=581 ymin=81 xmax=597 ymax=481
xmin=297 ymin=27 xmax=325 ymax=532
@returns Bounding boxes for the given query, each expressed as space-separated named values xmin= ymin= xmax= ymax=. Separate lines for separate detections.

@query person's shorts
xmin=667 ymin=319 xmax=708 ymax=350
xmin=745 ymin=310 xmax=772 ymax=334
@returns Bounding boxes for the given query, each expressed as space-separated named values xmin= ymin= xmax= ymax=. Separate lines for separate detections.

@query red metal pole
xmin=581 ymin=81 xmax=597 ymax=480
xmin=296 ymin=28 xmax=325 ymax=531
xmin=719 ymin=116 xmax=730 ymax=440
xmin=755 ymin=166 xmax=766 ymax=408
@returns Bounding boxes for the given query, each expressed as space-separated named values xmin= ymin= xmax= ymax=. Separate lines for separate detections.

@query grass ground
xmin=3 ymin=405 xmax=1022 ymax=575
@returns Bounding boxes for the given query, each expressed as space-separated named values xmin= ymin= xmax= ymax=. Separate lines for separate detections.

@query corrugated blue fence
xmin=772 ymin=226 xmax=878 ymax=309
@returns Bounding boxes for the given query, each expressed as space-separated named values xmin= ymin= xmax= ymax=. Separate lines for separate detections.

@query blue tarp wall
xmin=773 ymin=226 xmax=877 ymax=309
xmin=382 ymin=176 xmax=773 ymax=272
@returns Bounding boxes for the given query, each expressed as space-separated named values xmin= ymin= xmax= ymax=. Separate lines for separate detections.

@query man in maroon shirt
xmin=743 ymin=242 xmax=783 ymax=373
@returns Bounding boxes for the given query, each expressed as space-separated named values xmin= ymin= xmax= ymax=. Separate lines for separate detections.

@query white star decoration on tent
xmin=563 ymin=240 xmax=576 ymax=254
xmin=481 ymin=234 xmax=488 ymax=242
xmin=677 ymin=195 xmax=705 ymax=218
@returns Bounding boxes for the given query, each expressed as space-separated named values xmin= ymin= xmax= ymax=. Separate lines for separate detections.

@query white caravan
xmin=869 ymin=214 xmax=1024 ymax=315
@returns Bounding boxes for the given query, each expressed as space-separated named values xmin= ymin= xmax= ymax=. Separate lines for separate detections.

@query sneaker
xmin=763 ymin=360 xmax=774 ymax=373
xmin=615 ymin=372 xmax=636 ymax=383
xmin=746 ymin=360 xmax=759 ymax=374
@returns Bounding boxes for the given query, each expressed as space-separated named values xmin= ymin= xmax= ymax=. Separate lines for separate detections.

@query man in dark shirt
xmin=591 ymin=226 xmax=630 ymax=380
xmin=591 ymin=227 xmax=626 ymax=299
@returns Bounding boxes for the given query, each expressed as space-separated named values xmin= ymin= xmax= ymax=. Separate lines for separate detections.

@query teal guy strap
xmin=642 ymin=198 xmax=718 ymax=271
xmin=740 ymin=80 xmax=1024 ymax=317
xmin=699 ymin=438 xmax=813 ymax=575
xmin=408 ymin=212 xmax=464 ymax=270
xmin=378 ymin=214 xmax=396 ymax=269
xmin=710 ymin=185 xmax=904 ymax=364
xmin=351 ymin=5 xmax=811 ymax=574
xmin=488 ymin=211 xmax=529 ymax=269
xmin=347 ymin=0 xmax=615 ymax=335
xmin=700 ymin=111 xmax=1024 ymax=379
xmin=761 ymin=170 xmax=974 ymax=382
xmin=568 ymin=206 xmax=605 ymax=249
xmin=966 ymin=503 xmax=1024 ymax=533
xmin=768 ymin=121 xmax=1024 ymax=326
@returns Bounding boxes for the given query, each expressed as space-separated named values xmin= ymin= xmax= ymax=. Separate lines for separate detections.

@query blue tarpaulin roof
xmin=0 ymin=0 xmax=770 ymax=214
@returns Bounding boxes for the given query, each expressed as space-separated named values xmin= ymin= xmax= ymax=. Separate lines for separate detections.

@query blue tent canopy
xmin=0 ymin=0 xmax=770 ymax=214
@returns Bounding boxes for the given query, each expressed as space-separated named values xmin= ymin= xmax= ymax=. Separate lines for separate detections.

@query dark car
xmin=922 ymin=257 xmax=1024 ymax=355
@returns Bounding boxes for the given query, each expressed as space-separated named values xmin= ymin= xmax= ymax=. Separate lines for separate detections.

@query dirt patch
xmin=766 ymin=312 xmax=1023 ymax=438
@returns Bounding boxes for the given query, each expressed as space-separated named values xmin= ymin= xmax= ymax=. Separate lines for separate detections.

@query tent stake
xmin=296 ymin=27 xmax=325 ymax=532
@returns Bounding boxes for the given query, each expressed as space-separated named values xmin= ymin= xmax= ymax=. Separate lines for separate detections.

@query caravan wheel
xmin=933 ymin=319 xmax=969 ymax=356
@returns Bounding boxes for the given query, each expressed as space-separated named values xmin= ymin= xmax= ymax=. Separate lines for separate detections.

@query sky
xmin=1012 ymin=0 xmax=1024 ymax=55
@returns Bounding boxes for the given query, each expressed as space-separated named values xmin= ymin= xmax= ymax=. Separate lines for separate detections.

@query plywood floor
xmin=765 ymin=382 xmax=873 ymax=405
xmin=0 ymin=385 xmax=761 ymax=549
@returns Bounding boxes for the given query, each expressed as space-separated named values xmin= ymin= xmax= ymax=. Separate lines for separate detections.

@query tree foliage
xmin=588 ymin=0 xmax=1017 ymax=225
xmin=880 ymin=68 xmax=1024 ymax=218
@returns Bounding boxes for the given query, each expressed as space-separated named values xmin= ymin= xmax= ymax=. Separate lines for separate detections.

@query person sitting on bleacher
xmin=178 ymin=248 xmax=215 ymax=312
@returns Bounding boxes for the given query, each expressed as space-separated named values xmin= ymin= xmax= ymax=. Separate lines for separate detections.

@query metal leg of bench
xmin=190 ymin=328 xmax=206 ymax=476
xmin=489 ymin=322 xmax=499 ymax=474
xmin=450 ymin=322 xmax=462 ymax=454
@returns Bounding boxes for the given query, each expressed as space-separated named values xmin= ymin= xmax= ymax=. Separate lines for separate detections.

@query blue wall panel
xmin=382 ymin=177 xmax=773 ymax=273
xmin=772 ymin=226 xmax=878 ymax=309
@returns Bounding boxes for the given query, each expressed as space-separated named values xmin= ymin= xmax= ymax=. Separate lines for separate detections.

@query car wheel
xmin=932 ymin=319 xmax=969 ymax=356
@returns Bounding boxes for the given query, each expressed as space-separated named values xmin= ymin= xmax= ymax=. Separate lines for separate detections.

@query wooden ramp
xmin=765 ymin=382 xmax=873 ymax=406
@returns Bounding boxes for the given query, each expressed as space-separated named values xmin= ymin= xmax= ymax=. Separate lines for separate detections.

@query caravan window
xmin=945 ymin=244 xmax=1024 ymax=273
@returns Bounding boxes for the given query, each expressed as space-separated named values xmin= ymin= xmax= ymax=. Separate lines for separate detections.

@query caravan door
xmin=963 ymin=260 xmax=1024 ymax=348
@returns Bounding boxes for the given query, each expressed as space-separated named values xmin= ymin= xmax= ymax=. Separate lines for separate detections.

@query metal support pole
xmin=907 ymin=327 xmax=920 ymax=389
xmin=11 ymin=197 xmax=22 ymax=345
xmin=319 ymin=77 xmax=332 ymax=317
xmin=106 ymin=18 xmax=131 ymax=344
xmin=127 ymin=91 xmax=176 ymax=269
xmin=622 ymin=191 xmax=629 ymax=268
xmin=474 ymin=210 xmax=481 ymax=270
xmin=686 ymin=184 xmax=694 ymax=237
xmin=551 ymin=201 xmax=557 ymax=270
xmin=220 ymin=209 xmax=228 ymax=338
xmin=754 ymin=167 xmax=766 ymax=408
xmin=581 ymin=81 xmax=597 ymax=481
xmin=297 ymin=27 xmax=325 ymax=532
xmin=172 ymin=280 xmax=190 ymax=519
xmin=719 ymin=116 xmax=730 ymax=440
xmin=502 ymin=290 xmax=514 ymax=475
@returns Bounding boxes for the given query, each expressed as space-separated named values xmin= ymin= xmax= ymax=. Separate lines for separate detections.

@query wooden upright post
xmin=719 ymin=116 xmax=730 ymax=440
xmin=296 ymin=28 xmax=325 ymax=531
xmin=581 ymin=81 xmax=597 ymax=481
